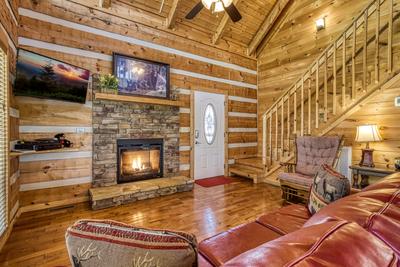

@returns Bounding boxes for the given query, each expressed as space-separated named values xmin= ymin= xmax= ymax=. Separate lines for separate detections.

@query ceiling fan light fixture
xmin=202 ymin=0 xmax=233 ymax=12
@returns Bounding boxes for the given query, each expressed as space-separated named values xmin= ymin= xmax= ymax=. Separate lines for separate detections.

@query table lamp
xmin=355 ymin=124 xmax=382 ymax=167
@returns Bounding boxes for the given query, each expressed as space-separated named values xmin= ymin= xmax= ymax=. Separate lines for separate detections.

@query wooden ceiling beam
xmin=212 ymin=0 xmax=240 ymax=44
xmin=99 ymin=0 xmax=112 ymax=8
xmin=247 ymin=0 xmax=292 ymax=56
xmin=166 ymin=0 xmax=181 ymax=29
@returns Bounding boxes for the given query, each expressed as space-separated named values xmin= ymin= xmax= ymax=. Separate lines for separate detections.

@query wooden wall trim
xmin=0 ymin=21 xmax=16 ymax=54
xmin=228 ymin=128 xmax=258 ymax=132
xmin=19 ymin=37 xmax=257 ymax=90
xmin=228 ymin=96 xmax=258 ymax=103
xmin=19 ymin=151 xmax=92 ymax=163
xmin=228 ymin=112 xmax=257 ymax=118
xmin=18 ymin=8 xmax=257 ymax=75
xmin=20 ymin=176 xmax=92 ymax=192
xmin=4 ymin=0 xmax=18 ymax=27
xmin=19 ymin=126 xmax=93 ymax=133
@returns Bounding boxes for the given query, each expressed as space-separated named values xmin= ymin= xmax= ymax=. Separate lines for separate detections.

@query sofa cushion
xmin=66 ymin=219 xmax=197 ymax=267
xmin=295 ymin=136 xmax=342 ymax=176
xmin=199 ymin=221 xmax=281 ymax=266
xmin=256 ymin=204 xmax=310 ymax=234
xmin=307 ymin=164 xmax=350 ymax=214
xmin=304 ymin=188 xmax=400 ymax=228
xmin=278 ymin=172 xmax=313 ymax=188
xmin=365 ymin=203 xmax=400 ymax=257
xmin=363 ymin=173 xmax=400 ymax=191
xmin=198 ymin=253 xmax=214 ymax=267
xmin=222 ymin=221 xmax=398 ymax=267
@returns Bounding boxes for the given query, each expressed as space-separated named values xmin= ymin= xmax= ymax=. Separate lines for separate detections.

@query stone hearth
xmin=89 ymin=176 xmax=193 ymax=210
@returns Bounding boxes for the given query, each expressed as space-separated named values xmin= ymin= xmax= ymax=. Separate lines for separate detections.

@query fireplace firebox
xmin=117 ymin=139 xmax=164 ymax=184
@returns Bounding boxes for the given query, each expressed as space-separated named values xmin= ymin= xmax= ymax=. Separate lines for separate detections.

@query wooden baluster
xmin=363 ymin=10 xmax=368 ymax=92
xmin=269 ymin=114 xmax=272 ymax=166
xmin=388 ymin=0 xmax=393 ymax=73
xmin=375 ymin=0 xmax=380 ymax=83
xmin=281 ymin=99 xmax=284 ymax=158
xmin=293 ymin=86 xmax=297 ymax=134
xmin=262 ymin=114 xmax=267 ymax=166
xmin=352 ymin=22 xmax=356 ymax=100
xmin=308 ymin=78 xmax=311 ymax=134
xmin=324 ymin=53 xmax=328 ymax=122
xmin=275 ymin=109 xmax=278 ymax=160
xmin=301 ymin=77 xmax=304 ymax=136
xmin=333 ymin=42 xmax=337 ymax=115
xmin=316 ymin=63 xmax=319 ymax=129
xmin=287 ymin=94 xmax=290 ymax=154
xmin=342 ymin=33 xmax=347 ymax=107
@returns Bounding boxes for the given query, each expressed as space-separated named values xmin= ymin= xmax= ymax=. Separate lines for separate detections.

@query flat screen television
xmin=14 ymin=49 xmax=90 ymax=104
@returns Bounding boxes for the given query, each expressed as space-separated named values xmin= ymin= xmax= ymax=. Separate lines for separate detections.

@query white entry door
xmin=194 ymin=91 xmax=225 ymax=180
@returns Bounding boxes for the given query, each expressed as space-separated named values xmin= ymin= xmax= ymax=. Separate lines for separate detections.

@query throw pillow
xmin=307 ymin=164 xmax=350 ymax=215
xmin=66 ymin=219 xmax=198 ymax=267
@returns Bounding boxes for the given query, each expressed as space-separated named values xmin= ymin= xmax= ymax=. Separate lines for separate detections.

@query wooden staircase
xmin=229 ymin=157 xmax=267 ymax=184
xmin=230 ymin=0 xmax=400 ymax=185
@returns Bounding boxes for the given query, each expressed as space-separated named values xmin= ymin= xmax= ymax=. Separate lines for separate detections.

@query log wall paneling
xmin=16 ymin=0 xmax=258 ymax=210
xmin=0 ymin=0 xmax=19 ymax=252
xmin=328 ymin=87 xmax=400 ymax=170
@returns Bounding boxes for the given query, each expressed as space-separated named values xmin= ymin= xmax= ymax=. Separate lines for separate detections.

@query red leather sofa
xmin=198 ymin=173 xmax=400 ymax=266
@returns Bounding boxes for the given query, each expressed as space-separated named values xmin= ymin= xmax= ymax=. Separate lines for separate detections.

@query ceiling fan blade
xmin=224 ymin=3 xmax=242 ymax=22
xmin=185 ymin=2 xmax=204 ymax=20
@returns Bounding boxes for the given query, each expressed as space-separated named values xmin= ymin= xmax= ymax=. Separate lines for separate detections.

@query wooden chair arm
xmin=280 ymin=162 xmax=296 ymax=173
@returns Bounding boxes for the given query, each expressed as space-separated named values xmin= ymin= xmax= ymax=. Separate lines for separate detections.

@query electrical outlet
xmin=395 ymin=97 xmax=400 ymax=107
xmin=76 ymin=127 xmax=85 ymax=133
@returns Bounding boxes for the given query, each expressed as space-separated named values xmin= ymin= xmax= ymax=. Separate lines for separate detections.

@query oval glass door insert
xmin=204 ymin=104 xmax=217 ymax=145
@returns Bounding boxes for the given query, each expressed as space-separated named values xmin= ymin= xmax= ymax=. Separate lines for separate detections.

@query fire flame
xmin=131 ymin=157 xmax=145 ymax=171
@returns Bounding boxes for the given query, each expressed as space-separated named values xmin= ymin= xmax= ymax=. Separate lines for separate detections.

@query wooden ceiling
xmin=97 ymin=0 xmax=292 ymax=57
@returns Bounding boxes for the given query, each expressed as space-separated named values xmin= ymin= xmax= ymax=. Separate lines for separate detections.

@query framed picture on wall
xmin=113 ymin=53 xmax=170 ymax=99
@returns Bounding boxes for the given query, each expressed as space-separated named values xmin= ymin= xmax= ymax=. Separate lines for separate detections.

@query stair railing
xmin=262 ymin=0 xmax=398 ymax=170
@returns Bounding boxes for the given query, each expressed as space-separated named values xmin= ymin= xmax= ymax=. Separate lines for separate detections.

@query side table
xmin=349 ymin=165 xmax=398 ymax=189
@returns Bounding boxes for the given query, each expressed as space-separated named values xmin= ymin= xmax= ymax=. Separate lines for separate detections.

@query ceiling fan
xmin=186 ymin=0 xmax=242 ymax=23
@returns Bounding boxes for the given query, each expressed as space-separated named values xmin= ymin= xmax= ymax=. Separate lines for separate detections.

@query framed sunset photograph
xmin=14 ymin=49 xmax=90 ymax=103
xmin=113 ymin=53 xmax=170 ymax=99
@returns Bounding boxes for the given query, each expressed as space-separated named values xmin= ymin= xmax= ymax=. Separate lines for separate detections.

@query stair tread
xmin=230 ymin=164 xmax=264 ymax=174
xmin=229 ymin=165 xmax=263 ymax=180
xmin=235 ymin=157 xmax=265 ymax=169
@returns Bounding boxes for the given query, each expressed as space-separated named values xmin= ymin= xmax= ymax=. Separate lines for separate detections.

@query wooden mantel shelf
xmin=95 ymin=93 xmax=185 ymax=107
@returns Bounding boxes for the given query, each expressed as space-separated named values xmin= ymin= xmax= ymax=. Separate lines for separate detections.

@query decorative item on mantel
xmin=355 ymin=124 xmax=382 ymax=168
xmin=99 ymin=73 xmax=119 ymax=94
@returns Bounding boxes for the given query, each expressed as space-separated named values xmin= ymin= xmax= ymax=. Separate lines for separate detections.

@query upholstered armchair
xmin=279 ymin=135 xmax=343 ymax=204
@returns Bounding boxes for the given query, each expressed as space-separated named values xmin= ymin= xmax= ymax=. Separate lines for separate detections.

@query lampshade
xmin=355 ymin=124 xmax=382 ymax=143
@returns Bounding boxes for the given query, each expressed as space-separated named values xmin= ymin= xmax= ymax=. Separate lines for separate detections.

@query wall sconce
xmin=316 ymin=18 xmax=325 ymax=31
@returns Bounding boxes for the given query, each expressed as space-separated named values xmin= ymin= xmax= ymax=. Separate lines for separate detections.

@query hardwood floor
xmin=0 ymin=178 xmax=282 ymax=266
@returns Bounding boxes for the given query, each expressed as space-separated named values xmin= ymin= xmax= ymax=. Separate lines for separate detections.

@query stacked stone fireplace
xmin=92 ymin=77 xmax=180 ymax=188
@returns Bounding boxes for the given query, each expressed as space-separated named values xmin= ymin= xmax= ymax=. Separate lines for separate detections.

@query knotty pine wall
xmin=257 ymin=0 xmax=400 ymax=169
xmin=257 ymin=0 xmax=371 ymax=153
xmin=328 ymin=87 xmax=400 ymax=170
xmin=0 ymin=0 xmax=20 ymax=249
xmin=16 ymin=0 xmax=258 ymax=211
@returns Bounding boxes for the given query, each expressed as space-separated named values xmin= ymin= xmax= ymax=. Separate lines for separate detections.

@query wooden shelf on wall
xmin=10 ymin=147 xmax=82 ymax=158
xmin=95 ymin=93 xmax=185 ymax=107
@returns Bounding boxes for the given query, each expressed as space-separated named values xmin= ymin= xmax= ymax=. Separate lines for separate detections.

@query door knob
xmin=195 ymin=141 xmax=202 ymax=145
